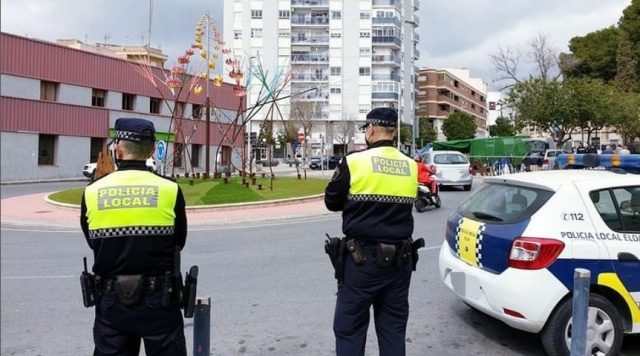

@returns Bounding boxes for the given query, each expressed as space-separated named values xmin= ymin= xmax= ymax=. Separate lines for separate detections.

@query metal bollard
xmin=193 ymin=297 xmax=211 ymax=356
xmin=571 ymin=268 xmax=590 ymax=356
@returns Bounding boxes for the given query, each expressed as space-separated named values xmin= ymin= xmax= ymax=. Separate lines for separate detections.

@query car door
xmin=582 ymin=182 xmax=640 ymax=329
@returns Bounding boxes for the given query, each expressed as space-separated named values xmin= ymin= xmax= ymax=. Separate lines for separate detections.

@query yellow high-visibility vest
xmin=84 ymin=170 xmax=178 ymax=239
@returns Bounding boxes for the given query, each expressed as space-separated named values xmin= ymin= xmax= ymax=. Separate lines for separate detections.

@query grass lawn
xmin=48 ymin=177 xmax=327 ymax=206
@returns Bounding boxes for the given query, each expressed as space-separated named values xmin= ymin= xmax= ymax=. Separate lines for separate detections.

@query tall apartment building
xmin=416 ymin=68 xmax=488 ymax=140
xmin=224 ymin=0 xmax=420 ymax=157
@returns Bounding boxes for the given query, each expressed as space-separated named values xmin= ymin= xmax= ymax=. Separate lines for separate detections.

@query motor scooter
xmin=415 ymin=167 xmax=441 ymax=212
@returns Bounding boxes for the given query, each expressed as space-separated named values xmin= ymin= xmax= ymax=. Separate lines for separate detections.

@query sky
xmin=0 ymin=0 xmax=632 ymax=91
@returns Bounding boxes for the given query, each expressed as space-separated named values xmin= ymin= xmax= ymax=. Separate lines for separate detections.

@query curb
xmin=44 ymin=193 xmax=326 ymax=211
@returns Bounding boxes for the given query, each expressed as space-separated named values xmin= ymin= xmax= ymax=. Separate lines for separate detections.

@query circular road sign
xmin=156 ymin=140 xmax=167 ymax=161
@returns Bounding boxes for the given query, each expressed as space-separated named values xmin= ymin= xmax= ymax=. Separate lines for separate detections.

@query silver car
xmin=422 ymin=150 xmax=473 ymax=190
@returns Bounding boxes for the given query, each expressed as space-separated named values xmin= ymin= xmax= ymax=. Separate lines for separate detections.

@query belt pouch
xmin=376 ymin=243 xmax=397 ymax=268
xmin=114 ymin=275 xmax=144 ymax=306
xmin=346 ymin=239 xmax=366 ymax=265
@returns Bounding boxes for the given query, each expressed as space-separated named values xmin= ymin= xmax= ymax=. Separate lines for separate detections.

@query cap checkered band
xmin=348 ymin=194 xmax=415 ymax=205
xmin=89 ymin=226 xmax=175 ymax=239
xmin=366 ymin=118 xmax=395 ymax=127
xmin=115 ymin=130 xmax=144 ymax=142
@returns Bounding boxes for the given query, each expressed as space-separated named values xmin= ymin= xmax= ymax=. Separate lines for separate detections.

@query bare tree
xmin=333 ymin=114 xmax=357 ymax=155
xmin=291 ymin=100 xmax=321 ymax=162
xmin=491 ymin=33 xmax=561 ymax=89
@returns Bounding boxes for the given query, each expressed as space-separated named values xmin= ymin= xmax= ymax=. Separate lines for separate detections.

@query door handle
xmin=617 ymin=252 xmax=638 ymax=261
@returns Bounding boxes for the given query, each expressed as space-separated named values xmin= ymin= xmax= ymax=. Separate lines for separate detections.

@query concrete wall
xmin=1 ymin=74 xmax=40 ymax=100
xmin=1 ymin=132 xmax=89 ymax=181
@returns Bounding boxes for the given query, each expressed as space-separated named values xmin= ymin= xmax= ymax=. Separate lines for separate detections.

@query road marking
xmin=1 ymin=275 xmax=75 ymax=280
xmin=421 ymin=245 xmax=441 ymax=251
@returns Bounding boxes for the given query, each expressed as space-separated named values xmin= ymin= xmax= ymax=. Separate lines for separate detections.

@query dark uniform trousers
xmin=334 ymin=243 xmax=412 ymax=356
xmin=94 ymin=288 xmax=186 ymax=356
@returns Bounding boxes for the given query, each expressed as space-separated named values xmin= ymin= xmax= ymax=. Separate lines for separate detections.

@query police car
xmin=438 ymin=169 xmax=639 ymax=355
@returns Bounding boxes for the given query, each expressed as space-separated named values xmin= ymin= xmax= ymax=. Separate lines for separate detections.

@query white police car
xmin=438 ymin=169 xmax=639 ymax=355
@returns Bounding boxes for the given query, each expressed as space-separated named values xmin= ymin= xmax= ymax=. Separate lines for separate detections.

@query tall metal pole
xmin=204 ymin=13 xmax=211 ymax=177
xmin=147 ymin=0 xmax=153 ymax=46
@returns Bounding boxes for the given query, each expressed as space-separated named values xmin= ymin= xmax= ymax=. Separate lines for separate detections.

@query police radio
xmin=80 ymin=257 xmax=96 ymax=308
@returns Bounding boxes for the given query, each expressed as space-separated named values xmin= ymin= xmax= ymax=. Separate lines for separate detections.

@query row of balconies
xmin=292 ymin=0 xmax=329 ymax=6
xmin=291 ymin=16 xmax=329 ymax=26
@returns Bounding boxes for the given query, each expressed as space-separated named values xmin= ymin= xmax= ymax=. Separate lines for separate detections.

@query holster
xmin=346 ymin=238 xmax=365 ymax=265
xmin=182 ymin=266 xmax=198 ymax=318
xmin=410 ymin=238 xmax=426 ymax=271
xmin=114 ymin=275 xmax=144 ymax=306
xmin=376 ymin=243 xmax=397 ymax=268
xmin=80 ymin=271 xmax=96 ymax=308
xmin=324 ymin=235 xmax=346 ymax=288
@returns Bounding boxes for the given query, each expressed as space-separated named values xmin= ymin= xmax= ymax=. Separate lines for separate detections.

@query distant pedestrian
xmin=576 ymin=142 xmax=587 ymax=154
xmin=620 ymin=145 xmax=631 ymax=155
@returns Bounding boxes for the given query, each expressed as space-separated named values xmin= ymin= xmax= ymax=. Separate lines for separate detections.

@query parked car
xmin=257 ymin=158 xmax=280 ymax=167
xmin=438 ymin=170 xmax=640 ymax=356
xmin=522 ymin=149 xmax=571 ymax=171
xmin=422 ymin=150 xmax=473 ymax=190
xmin=309 ymin=155 xmax=342 ymax=170
xmin=82 ymin=157 xmax=157 ymax=179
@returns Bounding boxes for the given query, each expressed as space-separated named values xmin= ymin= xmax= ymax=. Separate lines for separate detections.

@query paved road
xmin=1 ymin=183 xmax=638 ymax=355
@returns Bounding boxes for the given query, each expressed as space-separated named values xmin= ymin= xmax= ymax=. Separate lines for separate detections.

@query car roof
xmin=483 ymin=170 xmax=638 ymax=192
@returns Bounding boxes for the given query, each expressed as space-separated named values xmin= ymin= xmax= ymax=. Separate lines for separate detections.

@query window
xmin=251 ymin=28 xmax=262 ymax=38
xmin=150 ymin=97 xmax=162 ymax=114
xmin=38 ymin=134 xmax=56 ymax=165
xmin=360 ymin=31 xmax=371 ymax=38
xmin=192 ymin=104 xmax=203 ymax=119
xmin=471 ymin=90 xmax=476 ymax=97
xmin=437 ymin=73 xmax=445 ymax=81
xmin=279 ymin=10 xmax=290 ymax=19
xmin=251 ymin=10 xmax=262 ymax=19
xmin=40 ymin=81 xmax=58 ymax=101
xmin=330 ymin=87 xmax=342 ymax=94
xmin=330 ymin=32 xmax=342 ymax=38
xmin=330 ymin=67 xmax=341 ymax=76
xmin=591 ymin=187 xmax=640 ymax=232
xmin=234 ymin=30 xmax=242 ymax=40
xmin=454 ymin=80 xmax=459 ymax=88
xmin=90 ymin=138 xmax=104 ymax=162
xmin=359 ymin=67 xmax=371 ymax=76
xmin=331 ymin=11 xmax=342 ymax=19
xmin=122 ymin=93 xmax=135 ymax=111
xmin=174 ymin=101 xmax=185 ymax=117
xmin=359 ymin=48 xmax=370 ymax=57
xmin=191 ymin=144 xmax=201 ymax=167
xmin=279 ymin=30 xmax=290 ymax=38
xmin=91 ymin=89 xmax=106 ymax=107
xmin=360 ymin=11 xmax=370 ymax=20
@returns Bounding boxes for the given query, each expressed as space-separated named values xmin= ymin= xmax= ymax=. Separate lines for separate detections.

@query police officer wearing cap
xmin=80 ymin=118 xmax=188 ymax=355
xmin=325 ymin=108 xmax=419 ymax=356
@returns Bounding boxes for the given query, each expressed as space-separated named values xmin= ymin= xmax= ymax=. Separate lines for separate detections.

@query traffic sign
xmin=156 ymin=140 xmax=167 ymax=161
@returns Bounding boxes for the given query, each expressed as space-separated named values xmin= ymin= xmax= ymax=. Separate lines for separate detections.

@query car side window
xmin=590 ymin=186 xmax=640 ymax=232
xmin=547 ymin=151 xmax=556 ymax=157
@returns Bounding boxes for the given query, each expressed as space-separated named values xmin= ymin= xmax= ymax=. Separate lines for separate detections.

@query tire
xmin=414 ymin=199 xmax=427 ymax=212
xmin=540 ymin=294 xmax=623 ymax=356
xmin=463 ymin=184 xmax=472 ymax=191
xmin=434 ymin=195 xmax=442 ymax=208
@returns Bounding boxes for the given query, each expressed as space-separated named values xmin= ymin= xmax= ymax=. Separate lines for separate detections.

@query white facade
xmin=223 ymin=0 xmax=419 ymax=156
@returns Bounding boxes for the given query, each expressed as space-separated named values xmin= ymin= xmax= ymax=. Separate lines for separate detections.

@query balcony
xmin=291 ymin=16 xmax=329 ymax=26
xmin=414 ymin=15 xmax=420 ymax=26
xmin=291 ymin=53 xmax=329 ymax=63
xmin=372 ymin=0 xmax=402 ymax=11
xmin=414 ymin=0 xmax=420 ymax=9
xmin=372 ymin=73 xmax=402 ymax=82
xmin=414 ymin=33 xmax=420 ymax=42
xmin=292 ymin=35 xmax=330 ymax=45
xmin=414 ymin=49 xmax=420 ymax=59
xmin=372 ymin=36 xmax=402 ymax=47
xmin=372 ymin=17 xmax=402 ymax=28
xmin=292 ymin=0 xmax=329 ymax=7
xmin=372 ymin=55 xmax=401 ymax=66
xmin=372 ymin=92 xmax=399 ymax=100
xmin=292 ymin=73 xmax=329 ymax=81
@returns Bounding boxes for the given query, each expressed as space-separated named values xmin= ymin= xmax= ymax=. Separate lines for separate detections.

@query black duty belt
xmin=97 ymin=275 xmax=167 ymax=293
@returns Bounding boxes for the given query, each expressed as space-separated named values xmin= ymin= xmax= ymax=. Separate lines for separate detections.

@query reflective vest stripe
xmin=347 ymin=146 xmax=418 ymax=198
xmin=84 ymin=170 xmax=178 ymax=231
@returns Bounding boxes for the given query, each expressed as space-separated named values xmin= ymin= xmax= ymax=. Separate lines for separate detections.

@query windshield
xmin=458 ymin=183 xmax=553 ymax=223
xmin=434 ymin=153 xmax=468 ymax=164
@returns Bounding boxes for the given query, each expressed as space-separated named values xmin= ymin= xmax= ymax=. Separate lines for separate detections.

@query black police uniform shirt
xmin=324 ymin=140 xmax=414 ymax=241
xmin=80 ymin=160 xmax=187 ymax=277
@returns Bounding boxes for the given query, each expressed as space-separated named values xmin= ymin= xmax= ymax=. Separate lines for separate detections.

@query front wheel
xmin=434 ymin=195 xmax=442 ymax=208
xmin=540 ymin=294 xmax=623 ymax=356
xmin=463 ymin=184 xmax=472 ymax=191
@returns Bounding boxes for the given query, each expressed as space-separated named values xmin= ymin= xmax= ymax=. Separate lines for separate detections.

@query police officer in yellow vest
xmin=80 ymin=118 xmax=188 ymax=356
xmin=325 ymin=108 xmax=419 ymax=356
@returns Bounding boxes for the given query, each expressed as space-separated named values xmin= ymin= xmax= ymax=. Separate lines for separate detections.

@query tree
xmin=334 ymin=116 xmax=357 ymax=155
xmin=442 ymin=112 xmax=476 ymax=140
xmin=618 ymin=0 xmax=640 ymax=69
xmin=489 ymin=117 xmax=516 ymax=137
xmin=611 ymin=90 xmax=640 ymax=143
xmin=393 ymin=122 xmax=413 ymax=148
xmin=415 ymin=117 xmax=438 ymax=148
xmin=290 ymin=101 xmax=319 ymax=161
xmin=615 ymin=31 xmax=639 ymax=92
xmin=277 ymin=120 xmax=300 ymax=158
xmin=491 ymin=34 xmax=561 ymax=89
xmin=560 ymin=26 xmax=620 ymax=82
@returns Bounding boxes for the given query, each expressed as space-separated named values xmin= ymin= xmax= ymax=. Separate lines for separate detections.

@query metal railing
xmin=372 ymin=17 xmax=403 ymax=27
xmin=372 ymin=36 xmax=402 ymax=47
xmin=372 ymin=55 xmax=402 ymax=65
xmin=291 ymin=17 xmax=329 ymax=25
xmin=372 ymin=73 xmax=402 ymax=81
xmin=291 ymin=53 xmax=329 ymax=62
xmin=372 ymin=92 xmax=399 ymax=100
xmin=292 ymin=73 xmax=329 ymax=81
xmin=292 ymin=35 xmax=330 ymax=44
xmin=292 ymin=0 xmax=329 ymax=6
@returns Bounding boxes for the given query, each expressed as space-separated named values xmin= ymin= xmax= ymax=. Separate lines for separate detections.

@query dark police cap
xmin=114 ymin=118 xmax=156 ymax=142
xmin=361 ymin=108 xmax=398 ymax=129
